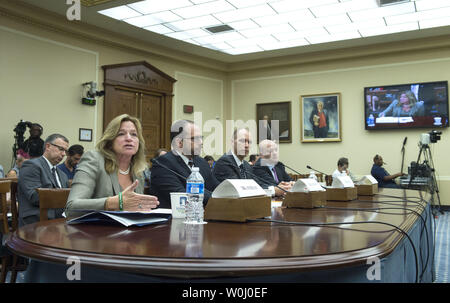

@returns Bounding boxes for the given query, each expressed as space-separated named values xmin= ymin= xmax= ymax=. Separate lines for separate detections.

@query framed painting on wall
xmin=256 ymin=101 xmax=292 ymax=143
xmin=300 ymin=93 xmax=341 ymax=143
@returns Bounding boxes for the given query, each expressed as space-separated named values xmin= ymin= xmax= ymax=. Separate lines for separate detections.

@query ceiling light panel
xmin=349 ymin=2 xmax=416 ymax=22
xmin=419 ymin=17 xmax=450 ymax=29
xmin=98 ymin=6 xmax=142 ymax=19
xmin=143 ymin=24 xmax=174 ymax=35
xmin=213 ymin=4 xmax=276 ymax=23
xmin=359 ymin=22 xmax=418 ymax=37
xmin=307 ymin=30 xmax=360 ymax=44
xmin=228 ymin=20 xmax=260 ymax=31
xmin=166 ymin=15 xmax=222 ymax=31
xmin=240 ymin=24 xmax=295 ymax=38
xmin=226 ymin=0 xmax=281 ymax=9
xmin=252 ymin=9 xmax=314 ymax=27
xmin=290 ymin=14 xmax=351 ymax=30
xmin=193 ymin=31 xmax=245 ymax=44
xmin=270 ymin=0 xmax=338 ymax=14
xmin=260 ymin=38 xmax=309 ymax=50
xmin=172 ymin=0 xmax=235 ymax=19
xmin=124 ymin=11 xmax=182 ymax=27
xmin=127 ymin=0 xmax=193 ymax=15
xmin=386 ymin=7 xmax=450 ymax=25
xmin=310 ymin=0 xmax=378 ymax=18
xmin=415 ymin=0 xmax=450 ymax=11
xmin=227 ymin=35 xmax=278 ymax=48
xmin=326 ymin=18 xmax=386 ymax=34
xmin=166 ymin=28 xmax=209 ymax=40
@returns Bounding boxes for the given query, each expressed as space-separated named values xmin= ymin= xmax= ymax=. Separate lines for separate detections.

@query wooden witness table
xmin=6 ymin=188 xmax=434 ymax=283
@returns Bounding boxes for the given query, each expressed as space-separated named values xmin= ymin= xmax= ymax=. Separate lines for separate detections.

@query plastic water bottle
xmin=309 ymin=171 xmax=318 ymax=181
xmin=185 ymin=167 xmax=205 ymax=224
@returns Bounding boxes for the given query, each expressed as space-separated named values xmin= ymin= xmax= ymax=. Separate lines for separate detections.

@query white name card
xmin=291 ymin=178 xmax=325 ymax=193
xmin=331 ymin=175 xmax=355 ymax=188
xmin=358 ymin=175 xmax=378 ymax=185
xmin=212 ymin=179 xmax=266 ymax=198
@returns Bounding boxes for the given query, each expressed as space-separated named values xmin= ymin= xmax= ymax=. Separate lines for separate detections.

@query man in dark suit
xmin=18 ymin=134 xmax=70 ymax=226
xmin=253 ymin=139 xmax=293 ymax=196
xmin=150 ymin=120 xmax=220 ymax=209
xmin=212 ymin=128 xmax=268 ymax=187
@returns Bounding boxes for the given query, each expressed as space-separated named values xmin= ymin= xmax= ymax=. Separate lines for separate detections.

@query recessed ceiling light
xmin=98 ymin=6 xmax=141 ymax=19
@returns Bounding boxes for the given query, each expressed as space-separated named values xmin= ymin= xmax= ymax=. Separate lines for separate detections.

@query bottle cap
xmin=192 ymin=167 xmax=199 ymax=172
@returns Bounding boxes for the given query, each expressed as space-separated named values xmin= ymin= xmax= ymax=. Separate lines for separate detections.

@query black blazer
xmin=252 ymin=158 xmax=292 ymax=186
xmin=150 ymin=151 xmax=220 ymax=209
xmin=212 ymin=153 xmax=268 ymax=188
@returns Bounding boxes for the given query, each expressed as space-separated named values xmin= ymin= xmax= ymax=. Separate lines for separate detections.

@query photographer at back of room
xmin=22 ymin=123 xmax=44 ymax=158
xmin=378 ymin=91 xmax=425 ymax=118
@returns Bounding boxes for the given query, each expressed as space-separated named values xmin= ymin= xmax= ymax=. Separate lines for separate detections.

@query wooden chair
xmin=36 ymin=188 xmax=71 ymax=222
xmin=0 ymin=178 xmax=28 ymax=283
xmin=0 ymin=180 xmax=11 ymax=283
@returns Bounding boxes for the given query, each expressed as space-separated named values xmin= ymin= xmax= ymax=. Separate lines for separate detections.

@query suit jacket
xmin=65 ymin=150 xmax=144 ymax=217
xmin=150 ymin=151 xmax=220 ymax=209
xmin=212 ymin=153 xmax=268 ymax=187
xmin=252 ymin=158 xmax=292 ymax=186
xmin=18 ymin=156 xmax=69 ymax=226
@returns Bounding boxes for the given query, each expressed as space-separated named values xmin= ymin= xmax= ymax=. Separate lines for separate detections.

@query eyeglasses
xmin=50 ymin=143 xmax=68 ymax=153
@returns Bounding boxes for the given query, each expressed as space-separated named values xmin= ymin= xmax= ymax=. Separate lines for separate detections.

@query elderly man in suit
xmin=18 ymin=134 xmax=70 ymax=226
xmin=212 ymin=128 xmax=266 ymax=187
xmin=253 ymin=139 xmax=293 ymax=196
xmin=150 ymin=120 xmax=220 ymax=209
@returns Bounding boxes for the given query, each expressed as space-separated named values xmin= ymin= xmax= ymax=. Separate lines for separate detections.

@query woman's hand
xmin=122 ymin=180 xmax=159 ymax=211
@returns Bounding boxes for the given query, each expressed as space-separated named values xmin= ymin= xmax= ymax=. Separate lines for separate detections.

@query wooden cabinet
xmin=102 ymin=62 xmax=176 ymax=162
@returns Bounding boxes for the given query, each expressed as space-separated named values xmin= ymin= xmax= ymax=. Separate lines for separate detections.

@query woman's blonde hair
xmin=96 ymin=114 xmax=147 ymax=177
xmin=397 ymin=91 xmax=418 ymax=107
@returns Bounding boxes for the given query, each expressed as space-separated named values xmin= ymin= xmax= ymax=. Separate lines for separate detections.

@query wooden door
xmin=104 ymin=86 xmax=139 ymax=127
xmin=139 ymin=92 xmax=164 ymax=162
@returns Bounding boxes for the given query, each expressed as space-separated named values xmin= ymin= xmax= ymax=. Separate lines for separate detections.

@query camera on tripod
xmin=420 ymin=130 xmax=442 ymax=145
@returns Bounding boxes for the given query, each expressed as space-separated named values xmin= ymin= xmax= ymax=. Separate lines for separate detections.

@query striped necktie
xmin=52 ymin=167 xmax=60 ymax=188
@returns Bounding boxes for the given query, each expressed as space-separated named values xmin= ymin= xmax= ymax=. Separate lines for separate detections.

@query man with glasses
xmin=150 ymin=120 xmax=219 ymax=209
xmin=18 ymin=134 xmax=70 ymax=226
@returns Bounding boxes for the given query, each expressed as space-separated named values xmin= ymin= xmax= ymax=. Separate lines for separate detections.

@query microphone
xmin=306 ymin=165 xmax=327 ymax=176
xmin=151 ymin=158 xmax=212 ymax=195
xmin=403 ymin=136 xmax=407 ymax=146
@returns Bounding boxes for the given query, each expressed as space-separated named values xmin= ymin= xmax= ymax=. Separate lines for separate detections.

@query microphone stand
xmin=401 ymin=140 xmax=407 ymax=174
xmin=306 ymin=165 xmax=327 ymax=176
xmin=284 ymin=164 xmax=302 ymax=175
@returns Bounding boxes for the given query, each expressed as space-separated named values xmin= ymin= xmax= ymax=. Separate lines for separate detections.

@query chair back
xmin=36 ymin=188 xmax=70 ymax=222
xmin=2 ymin=178 xmax=19 ymax=232
xmin=0 ymin=180 xmax=11 ymax=234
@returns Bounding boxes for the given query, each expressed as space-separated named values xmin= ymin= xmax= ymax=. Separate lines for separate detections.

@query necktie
xmin=188 ymin=159 xmax=194 ymax=168
xmin=239 ymin=164 xmax=246 ymax=179
xmin=272 ymin=167 xmax=279 ymax=183
xmin=52 ymin=167 xmax=60 ymax=188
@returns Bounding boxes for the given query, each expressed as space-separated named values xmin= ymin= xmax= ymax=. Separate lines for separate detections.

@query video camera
xmin=420 ymin=130 xmax=442 ymax=145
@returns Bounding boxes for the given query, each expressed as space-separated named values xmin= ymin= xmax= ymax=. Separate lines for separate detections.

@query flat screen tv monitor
xmin=364 ymin=81 xmax=449 ymax=130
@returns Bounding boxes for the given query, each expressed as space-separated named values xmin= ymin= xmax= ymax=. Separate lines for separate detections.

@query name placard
xmin=331 ymin=175 xmax=355 ymax=188
xmin=212 ymin=179 xmax=266 ymax=198
xmin=358 ymin=175 xmax=378 ymax=185
xmin=291 ymin=178 xmax=325 ymax=193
